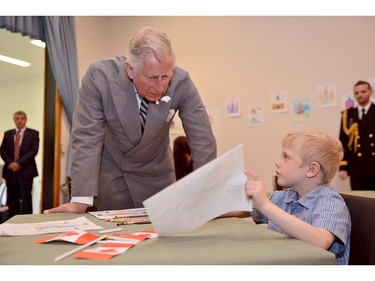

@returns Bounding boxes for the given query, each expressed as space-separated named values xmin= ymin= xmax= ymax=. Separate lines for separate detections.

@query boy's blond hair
xmin=282 ymin=131 xmax=343 ymax=184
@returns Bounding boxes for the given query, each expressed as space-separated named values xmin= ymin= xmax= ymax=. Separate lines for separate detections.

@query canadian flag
xmin=74 ymin=230 xmax=158 ymax=261
xmin=74 ymin=242 xmax=136 ymax=260
xmin=33 ymin=230 xmax=101 ymax=245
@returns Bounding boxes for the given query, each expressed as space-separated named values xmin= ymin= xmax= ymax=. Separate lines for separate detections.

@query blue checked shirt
xmin=251 ymin=185 xmax=351 ymax=265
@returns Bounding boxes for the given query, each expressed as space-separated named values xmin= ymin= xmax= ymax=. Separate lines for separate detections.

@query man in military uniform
xmin=339 ymin=80 xmax=375 ymax=190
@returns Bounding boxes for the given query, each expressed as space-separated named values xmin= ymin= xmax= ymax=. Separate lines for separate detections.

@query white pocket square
xmin=161 ymin=96 xmax=171 ymax=103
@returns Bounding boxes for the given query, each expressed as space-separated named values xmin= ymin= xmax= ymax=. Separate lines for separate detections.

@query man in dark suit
xmin=44 ymin=26 xmax=216 ymax=214
xmin=339 ymin=80 xmax=375 ymax=190
xmin=1 ymin=111 xmax=39 ymax=218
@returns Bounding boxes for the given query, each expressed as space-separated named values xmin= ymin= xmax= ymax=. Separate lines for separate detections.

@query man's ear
xmin=124 ymin=62 xmax=134 ymax=79
xmin=306 ymin=162 xmax=320 ymax=177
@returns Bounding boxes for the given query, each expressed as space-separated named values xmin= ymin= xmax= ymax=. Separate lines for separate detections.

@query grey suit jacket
xmin=71 ymin=56 xmax=217 ymax=210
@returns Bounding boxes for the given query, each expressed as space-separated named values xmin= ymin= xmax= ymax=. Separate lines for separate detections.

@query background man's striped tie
xmin=14 ymin=130 xmax=21 ymax=161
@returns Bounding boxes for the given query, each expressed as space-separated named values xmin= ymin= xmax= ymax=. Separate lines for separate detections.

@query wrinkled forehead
xmin=142 ymin=54 xmax=174 ymax=74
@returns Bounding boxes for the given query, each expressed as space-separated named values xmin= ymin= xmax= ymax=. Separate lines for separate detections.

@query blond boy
xmin=246 ymin=131 xmax=351 ymax=265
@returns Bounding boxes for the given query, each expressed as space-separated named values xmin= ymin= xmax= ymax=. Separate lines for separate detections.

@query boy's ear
xmin=306 ymin=162 xmax=320 ymax=177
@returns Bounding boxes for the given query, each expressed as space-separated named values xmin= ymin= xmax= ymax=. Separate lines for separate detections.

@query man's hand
xmin=8 ymin=162 xmax=21 ymax=172
xmin=43 ymin=202 xmax=88 ymax=214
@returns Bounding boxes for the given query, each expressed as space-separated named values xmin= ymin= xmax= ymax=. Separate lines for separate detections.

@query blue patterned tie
xmin=140 ymin=98 xmax=149 ymax=134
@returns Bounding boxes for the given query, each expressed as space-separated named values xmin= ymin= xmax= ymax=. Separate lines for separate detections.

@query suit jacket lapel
xmin=112 ymin=69 xmax=142 ymax=145
xmin=143 ymin=95 xmax=173 ymax=139
xmin=20 ymin=129 xmax=30 ymax=155
xmin=361 ymin=103 xmax=375 ymax=128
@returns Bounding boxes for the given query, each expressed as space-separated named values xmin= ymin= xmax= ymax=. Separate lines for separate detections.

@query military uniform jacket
xmin=339 ymin=103 xmax=375 ymax=177
xmin=70 ymin=57 xmax=217 ymax=210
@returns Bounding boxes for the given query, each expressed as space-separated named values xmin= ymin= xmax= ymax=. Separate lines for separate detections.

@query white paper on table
xmin=89 ymin=208 xmax=148 ymax=220
xmin=0 ymin=216 xmax=103 ymax=236
xmin=143 ymin=144 xmax=252 ymax=236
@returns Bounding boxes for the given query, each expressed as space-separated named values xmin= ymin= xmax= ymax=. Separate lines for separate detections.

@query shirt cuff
xmin=70 ymin=197 xmax=94 ymax=207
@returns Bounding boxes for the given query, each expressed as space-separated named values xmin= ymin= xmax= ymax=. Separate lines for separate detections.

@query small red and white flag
xmin=33 ymin=230 xmax=101 ymax=245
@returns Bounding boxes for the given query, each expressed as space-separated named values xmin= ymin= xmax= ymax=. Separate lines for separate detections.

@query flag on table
xmin=33 ymin=230 xmax=101 ymax=245
xmin=74 ymin=242 xmax=136 ymax=260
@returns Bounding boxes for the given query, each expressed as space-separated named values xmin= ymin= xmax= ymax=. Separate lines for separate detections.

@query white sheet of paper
xmin=89 ymin=208 xmax=148 ymax=220
xmin=0 ymin=216 xmax=103 ymax=236
xmin=143 ymin=144 xmax=252 ymax=236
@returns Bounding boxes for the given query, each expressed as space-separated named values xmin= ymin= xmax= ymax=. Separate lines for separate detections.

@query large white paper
xmin=143 ymin=144 xmax=252 ymax=236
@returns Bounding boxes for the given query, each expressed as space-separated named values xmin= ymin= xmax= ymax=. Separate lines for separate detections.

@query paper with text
xmin=89 ymin=208 xmax=148 ymax=220
xmin=0 ymin=217 xmax=102 ymax=236
xmin=143 ymin=144 xmax=252 ymax=236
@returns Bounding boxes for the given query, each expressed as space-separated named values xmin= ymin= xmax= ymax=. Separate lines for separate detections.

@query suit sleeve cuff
xmin=70 ymin=197 xmax=93 ymax=207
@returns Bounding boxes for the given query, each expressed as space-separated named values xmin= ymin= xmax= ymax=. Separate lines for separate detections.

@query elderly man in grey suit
xmin=44 ymin=26 xmax=217 ymax=214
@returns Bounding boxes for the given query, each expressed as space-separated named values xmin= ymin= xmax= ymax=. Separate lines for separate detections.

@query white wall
xmin=75 ymin=16 xmax=375 ymax=194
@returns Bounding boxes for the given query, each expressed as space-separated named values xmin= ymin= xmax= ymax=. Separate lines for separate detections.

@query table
xmin=0 ymin=213 xmax=335 ymax=265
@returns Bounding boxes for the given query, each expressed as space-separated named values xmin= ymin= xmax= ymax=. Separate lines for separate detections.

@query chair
xmin=340 ymin=193 xmax=375 ymax=265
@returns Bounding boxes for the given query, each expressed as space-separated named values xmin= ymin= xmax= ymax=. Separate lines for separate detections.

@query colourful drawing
xmin=270 ymin=90 xmax=288 ymax=112
xmin=342 ymin=92 xmax=356 ymax=109
xmin=225 ymin=96 xmax=241 ymax=117
xmin=293 ymin=98 xmax=312 ymax=121
xmin=248 ymin=104 xmax=264 ymax=127
xmin=317 ymin=83 xmax=336 ymax=107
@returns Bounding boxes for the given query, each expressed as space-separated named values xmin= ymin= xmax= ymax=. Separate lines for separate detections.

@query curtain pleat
xmin=0 ymin=16 xmax=45 ymax=41
xmin=43 ymin=16 xmax=79 ymax=124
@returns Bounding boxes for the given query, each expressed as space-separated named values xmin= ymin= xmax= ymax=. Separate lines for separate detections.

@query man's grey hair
xmin=126 ymin=26 xmax=176 ymax=72
xmin=14 ymin=110 xmax=27 ymax=119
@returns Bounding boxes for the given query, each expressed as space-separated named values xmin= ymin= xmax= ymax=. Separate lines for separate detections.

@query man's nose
xmin=155 ymin=78 xmax=167 ymax=93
